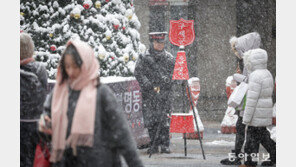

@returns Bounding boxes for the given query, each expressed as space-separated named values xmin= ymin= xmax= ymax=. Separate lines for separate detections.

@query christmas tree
xmin=20 ymin=0 xmax=146 ymax=79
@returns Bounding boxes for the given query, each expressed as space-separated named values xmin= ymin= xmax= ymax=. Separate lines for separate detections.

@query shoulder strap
xmin=242 ymin=95 xmax=247 ymax=111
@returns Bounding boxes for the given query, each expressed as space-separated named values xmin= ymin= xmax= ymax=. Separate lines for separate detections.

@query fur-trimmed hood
xmin=243 ymin=48 xmax=268 ymax=74
xmin=229 ymin=32 xmax=261 ymax=58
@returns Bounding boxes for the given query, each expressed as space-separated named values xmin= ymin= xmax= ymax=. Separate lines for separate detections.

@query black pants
xmin=244 ymin=126 xmax=276 ymax=166
xmin=20 ymin=122 xmax=39 ymax=167
xmin=147 ymin=120 xmax=170 ymax=149
xmin=234 ymin=116 xmax=246 ymax=156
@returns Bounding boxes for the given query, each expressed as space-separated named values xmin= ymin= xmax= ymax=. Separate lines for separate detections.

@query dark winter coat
xmin=134 ymin=48 xmax=175 ymax=128
xmin=45 ymin=84 xmax=144 ymax=167
xmin=20 ymin=61 xmax=48 ymax=167
xmin=20 ymin=61 xmax=48 ymax=119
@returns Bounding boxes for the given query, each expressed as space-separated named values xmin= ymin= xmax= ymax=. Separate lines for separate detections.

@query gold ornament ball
xmin=20 ymin=12 xmax=25 ymax=16
xmin=95 ymin=2 xmax=101 ymax=8
xmin=99 ymin=54 xmax=105 ymax=60
xmin=132 ymin=56 xmax=136 ymax=61
xmin=124 ymin=56 xmax=129 ymax=62
xmin=74 ymin=13 xmax=80 ymax=19
xmin=49 ymin=33 xmax=53 ymax=38
xmin=128 ymin=15 xmax=133 ymax=20
xmin=106 ymin=36 xmax=111 ymax=40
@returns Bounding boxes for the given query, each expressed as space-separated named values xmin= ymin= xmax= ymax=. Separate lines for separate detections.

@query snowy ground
xmin=121 ymin=121 xmax=275 ymax=167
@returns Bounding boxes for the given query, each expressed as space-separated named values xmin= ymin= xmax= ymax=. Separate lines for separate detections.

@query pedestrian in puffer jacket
xmin=230 ymin=32 xmax=261 ymax=77
xmin=221 ymin=32 xmax=261 ymax=165
xmin=231 ymin=32 xmax=262 ymax=116
xmin=242 ymin=48 xmax=276 ymax=166
xmin=20 ymin=32 xmax=48 ymax=167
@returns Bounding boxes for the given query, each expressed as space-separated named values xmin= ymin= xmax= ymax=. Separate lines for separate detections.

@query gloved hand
xmin=153 ymin=86 xmax=160 ymax=93
xmin=233 ymin=73 xmax=247 ymax=83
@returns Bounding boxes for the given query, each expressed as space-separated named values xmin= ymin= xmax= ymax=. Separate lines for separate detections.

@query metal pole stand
xmin=179 ymin=45 xmax=206 ymax=160
xmin=186 ymin=83 xmax=206 ymax=160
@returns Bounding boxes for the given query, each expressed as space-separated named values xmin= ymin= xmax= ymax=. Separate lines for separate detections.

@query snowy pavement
xmin=122 ymin=121 xmax=275 ymax=167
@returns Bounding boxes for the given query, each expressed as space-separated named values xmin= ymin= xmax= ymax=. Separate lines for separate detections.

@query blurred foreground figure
xmin=134 ymin=32 xmax=174 ymax=154
xmin=39 ymin=39 xmax=143 ymax=167
xmin=20 ymin=32 xmax=48 ymax=167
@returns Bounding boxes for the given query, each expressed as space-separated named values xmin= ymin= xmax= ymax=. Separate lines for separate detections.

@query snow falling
xmin=20 ymin=0 xmax=276 ymax=166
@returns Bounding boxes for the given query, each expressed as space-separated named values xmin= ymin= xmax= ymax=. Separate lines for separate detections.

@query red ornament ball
xmin=113 ymin=24 xmax=119 ymax=30
xmin=106 ymin=0 xmax=110 ymax=2
xmin=131 ymin=3 xmax=133 ymax=7
xmin=122 ymin=26 xmax=126 ymax=30
xmin=111 ymin=56 xmax=114 ymax=60
xmin=83 ymin=4 xmax=90 ymax=9
xmin=50 ymin=45 xmax=56 ymax=51
xmin=20 ymin=30 xmax=23 ymax=33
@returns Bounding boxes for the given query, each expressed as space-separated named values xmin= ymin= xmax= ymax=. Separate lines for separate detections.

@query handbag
xmin=34 ymin=118 xmax=51 ymax=167
xmin=33 ymin=139 xmax=50 ymax=167
xmin=227 ymin=81 xmax=248 ymax=108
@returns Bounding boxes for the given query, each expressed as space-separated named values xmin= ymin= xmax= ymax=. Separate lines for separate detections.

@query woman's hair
xmin=59 ymin=44 xmax=83 ymax=84
xmin=59 ymin=44 xmax=101 ymax=86
xmin=20 ymin=33 xmax=35 ymax=60
xmin=229 ymin=36 xmax=237 ymax=48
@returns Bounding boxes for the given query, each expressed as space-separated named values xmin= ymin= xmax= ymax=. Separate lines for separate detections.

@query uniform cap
xmin=149 ymin=32 xmax=167 ymax=42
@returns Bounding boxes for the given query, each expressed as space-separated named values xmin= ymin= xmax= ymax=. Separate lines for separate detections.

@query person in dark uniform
xmin=134 ymin=32 xmax=175 ymax=154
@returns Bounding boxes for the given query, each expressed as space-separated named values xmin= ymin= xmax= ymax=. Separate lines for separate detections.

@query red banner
xmin=172 ymin=51 xmax=189 ymax=80
xmin=170 ymin=114 xmax=195 ymax=133
xmin=169 ymin=18 xmax=195 ymax=46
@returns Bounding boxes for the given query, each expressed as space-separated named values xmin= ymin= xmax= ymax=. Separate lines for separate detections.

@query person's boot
xmin=146 ymin=146 xmax=159 ymax=154
xmin=220 ymin=157 xmax=241 ymax=165
xmin=243 ymin=157 xmax=258 ymax=167
xmin=261 ymin=160 xmax=276 ymax=166
xmin=160 ymin=146 xmax=171 ymax=154
xmin=238 ymin=165 xmax=256 ymax=167
xmin=220 ymin=150 xmax=242 ymax=165
xmin=261 ymin=152 xmax=276 ymax=166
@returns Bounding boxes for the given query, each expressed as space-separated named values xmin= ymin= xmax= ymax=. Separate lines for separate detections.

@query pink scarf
xmin=50 ymin=40 xmax=100 ymax=162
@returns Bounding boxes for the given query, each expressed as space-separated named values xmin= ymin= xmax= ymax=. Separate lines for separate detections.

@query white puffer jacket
xmin=242 ymin=48 xmax=274 ymax=127
xmin=230 ymin=32 xmax=261 ymax=116
xmin=230 ymin=32 xmax=261 ymax=77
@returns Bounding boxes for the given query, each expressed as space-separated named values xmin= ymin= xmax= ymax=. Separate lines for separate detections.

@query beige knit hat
xmin=20 ymin=33 xmax=35 ymax=60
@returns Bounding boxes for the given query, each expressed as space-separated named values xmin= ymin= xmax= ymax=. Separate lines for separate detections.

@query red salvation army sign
xmin=172 ymin=51 xmax=189 ymax=80
xmin=169 ymin=18 xmax=195 ymax=46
